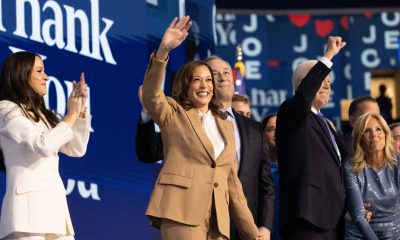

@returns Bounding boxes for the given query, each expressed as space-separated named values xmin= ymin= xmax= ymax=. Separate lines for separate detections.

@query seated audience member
xmin=231 ymin=93 xmax=251 ymax=118
xmin=344 ymin=112 xmax=400 ymax=240
xmin=390 ymin=122 xmax=400 ymax=156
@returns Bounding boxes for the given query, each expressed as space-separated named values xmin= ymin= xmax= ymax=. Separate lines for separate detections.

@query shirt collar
xmin=197 ymin=109 xmax=211 ymax=118
xmin=311 ymin=107 xmax=318 ymax=115
xmin=222 ymin=107 xmax=235 ymax=119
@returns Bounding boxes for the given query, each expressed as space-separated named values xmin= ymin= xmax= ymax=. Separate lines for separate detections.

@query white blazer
xmin=0 ymin=100 xmax=91 ymax=238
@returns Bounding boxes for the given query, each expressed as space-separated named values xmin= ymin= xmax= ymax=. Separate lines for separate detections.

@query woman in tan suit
xmin=0 ymin=52 xmax=91 ymax=240
xmin=142 ymin=16 xmax=262 ymax=240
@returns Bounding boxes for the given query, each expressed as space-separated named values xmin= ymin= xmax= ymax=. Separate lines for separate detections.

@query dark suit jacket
xmin=276 ymin=61 xmax=347 ymax=234
xmin=135 ymin=111 xmax=274 ymax=233
xmin=135 ymin=118 xmax=163 ymax=163
xmin=342 ymin=132 xmax=353 ymax=158
xmin=232 ymin=111 xmax=274 ymax=230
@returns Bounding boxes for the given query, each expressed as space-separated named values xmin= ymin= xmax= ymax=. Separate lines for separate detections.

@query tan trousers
xmin=1 ymin=232 xmax=75 ymax=240
xmin=160 ymin=199 xmax=228 ymax=240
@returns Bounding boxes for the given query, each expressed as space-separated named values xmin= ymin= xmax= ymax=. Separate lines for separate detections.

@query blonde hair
xmin=351 ymin=112 xmax=396 ymax=173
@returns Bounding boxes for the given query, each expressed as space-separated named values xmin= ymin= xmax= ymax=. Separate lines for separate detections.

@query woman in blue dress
xmin=344 ymin=112 xmax=400 ymax=240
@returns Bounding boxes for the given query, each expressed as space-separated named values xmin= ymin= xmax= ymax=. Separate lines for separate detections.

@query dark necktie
xmin=224 ymin=111 xmax=232 ymax=118
xmin=317 ymin=112 xmax=341 ymax=161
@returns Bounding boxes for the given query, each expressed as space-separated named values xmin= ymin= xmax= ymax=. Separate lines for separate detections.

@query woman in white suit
xmin=0 ymin=52 xmax=91 ymax=240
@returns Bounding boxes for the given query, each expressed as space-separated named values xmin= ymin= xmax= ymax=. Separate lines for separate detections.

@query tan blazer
xmin=0 ymin=100 xmax=91 ymax=238
xmin=142 ymin=55 xmax=259 ymax=240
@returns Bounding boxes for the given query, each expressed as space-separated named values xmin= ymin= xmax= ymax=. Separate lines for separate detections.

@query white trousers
xmin=1 ymin=232 xmax=75 ymax=240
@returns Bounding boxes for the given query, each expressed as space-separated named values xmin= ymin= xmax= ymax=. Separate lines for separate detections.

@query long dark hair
xmin=262 ymin=113 xmax=277 ymax=132
xmin=0 ymin=52 xmax=60 ymax=172
xmin=0 ymin=51 xmax=59 ymax=127
xmin=171 ymin=60 xmax=225 ymax=118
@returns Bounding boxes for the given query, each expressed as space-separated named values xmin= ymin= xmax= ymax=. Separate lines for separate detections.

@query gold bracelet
xmin=79 ymin=107 xmax=87 ymax=118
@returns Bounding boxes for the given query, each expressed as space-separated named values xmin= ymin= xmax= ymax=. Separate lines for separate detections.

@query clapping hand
xmin=156 ymin=16 xmax=192 ymax=60
xmin=71 ymin=73 xmax=88 ymax=106
xmin=76 ymin=73 xmax=88 ymax=106
xmin=64 ymin=73 xmax=88 ymax=124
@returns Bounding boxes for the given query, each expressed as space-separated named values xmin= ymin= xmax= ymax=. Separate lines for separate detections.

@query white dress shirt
xmin=223 ymin=107 xmax=241 ymax=164
xmin=198 ymin=110 xmax=225 ymax=159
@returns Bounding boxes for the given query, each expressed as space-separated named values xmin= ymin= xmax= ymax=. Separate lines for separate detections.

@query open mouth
xmin=319 ymin=92 xmax=329 ymax=98
xmin=196 ymin=91 xmax=210 ymax=97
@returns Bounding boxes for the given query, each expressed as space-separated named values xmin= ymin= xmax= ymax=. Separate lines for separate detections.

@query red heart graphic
xmin=266 ymin=60 xmax=281 ymax=68
xmin=340 ymin=16 xmax=349 ymax=30
xmin=364 ymin=12 xmax=374 ymax=18
xmin=315 ymin=20 xmax=334 ymax=37
xmin=289 ymin=15 xmax=311 ymax=28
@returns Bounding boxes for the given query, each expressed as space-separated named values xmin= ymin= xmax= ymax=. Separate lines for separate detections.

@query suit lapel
xmin=184 ymin=109 xmax=215 ymax=160
xmin=215 ymin=116 xmax=234 ymax=163
xmin=312 ymin=113 xmax=340 ymax=166
xmin=233 ymin=111 xmax=245 ymax=174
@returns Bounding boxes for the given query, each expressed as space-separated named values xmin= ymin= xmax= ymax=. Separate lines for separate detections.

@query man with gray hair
xmin=276 ymin=36 xmax=347 ymax=240
xmin=136 ymin=55 xmax=274 ymax=240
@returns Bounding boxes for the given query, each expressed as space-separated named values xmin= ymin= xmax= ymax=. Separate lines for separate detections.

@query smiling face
xmin=312 ymin=75 xmax=331 ymax=110
xmin=361 ymin=117 xmax=386 ymax=155
xmin=187 ymin=65 xmax=214 ymax=113
xmin=207 ymin=58 xmax=234 ymax=103
xmin=28 ymin=56 xmax=48 ymax=96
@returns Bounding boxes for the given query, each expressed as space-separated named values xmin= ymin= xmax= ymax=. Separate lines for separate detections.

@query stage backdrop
xmin=214 ymin=12 xmax=400 ymax=126
xmin=0 ymin=1 xmax=399 ymax=239
xmin=0 ymin=0 xmax=214 ymax=239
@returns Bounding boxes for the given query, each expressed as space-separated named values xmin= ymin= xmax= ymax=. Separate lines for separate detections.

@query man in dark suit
xmin=135 ymin=88 xmax=163 ymax=163
xmin=136 ymin=56 xmax=274 ymax=240
xmin=343 ymin=96 xmax=380 ymax=157
xmin=276 ymin=36 xmax=347 ymax=240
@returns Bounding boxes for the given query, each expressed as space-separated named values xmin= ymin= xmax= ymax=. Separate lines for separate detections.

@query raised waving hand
xmin=156 ymin=16 xmax=192 ymax=61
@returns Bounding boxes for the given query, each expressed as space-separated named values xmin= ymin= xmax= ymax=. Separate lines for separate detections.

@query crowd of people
xmin=136 ymin=16 xmax=400 ymax=240
xmin=0 ymin=15 xmax=399 ymax=240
